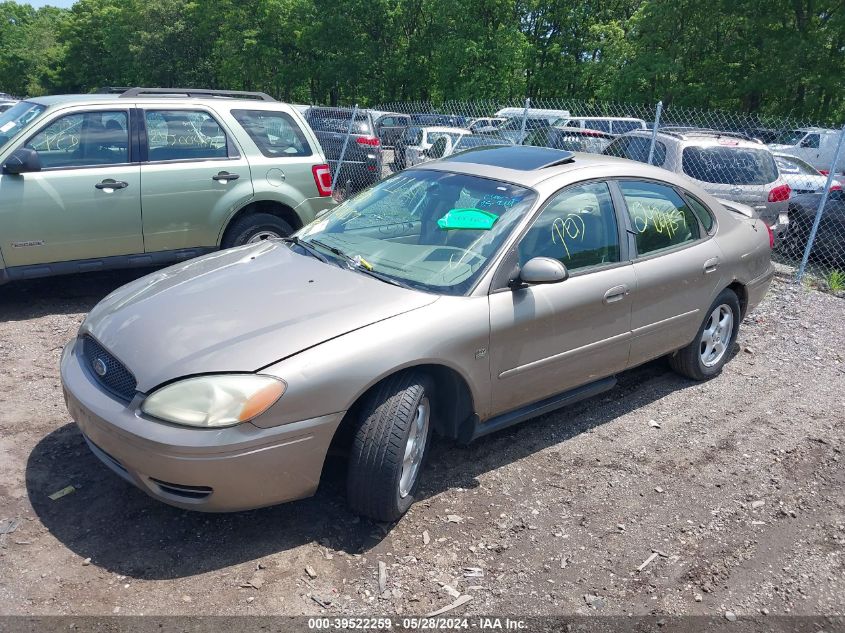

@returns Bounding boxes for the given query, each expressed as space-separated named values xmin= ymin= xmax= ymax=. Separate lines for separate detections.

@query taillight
xmin=311 ymin=164 xmax=332 ymax=197
xmin=831 ymin=183 xmax=842 ymax=191
xmin=768 ymin=183 xmax=791 ymax=202
xmin=765 ymin=222 xmax=774 ymax=249
xmin=819 ymin=169 xmax=830 ymax=176
xmin=355 ymin=136 xmax=381 ymax=147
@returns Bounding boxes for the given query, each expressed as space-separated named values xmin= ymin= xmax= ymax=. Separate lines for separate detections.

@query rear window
xmin=775 ymin=155 xmax=818 ymax=176
xmin=682 ymin=146 xmax=778 ymax=185
xmin=603 ymin=136 xmax=666 ymax=166
xmin=306 ymin=108 xmax=373 ymax=135
xmin=612 ymin=120 xmax=644 ymax=134
xmin=584 ymin=119 xmax=611 ymax=133
xmin=232 ymin=109 xmax=312 ymax=157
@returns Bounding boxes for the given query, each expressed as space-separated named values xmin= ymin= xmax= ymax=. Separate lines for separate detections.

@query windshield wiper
xmin=283 ymin=236 xmax=328 ymax=263
xmin=305 ymin=238 xmax=411 ymax=289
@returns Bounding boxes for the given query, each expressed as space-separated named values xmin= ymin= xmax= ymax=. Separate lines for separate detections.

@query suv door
xmin=0 ymin=107 xmax=142 ymax=268
xmin=139 ymin=108 xmax=254 ymax=252
xmin=488 ymin=181 xmax=635 ymax=414
xmin=617 ymin=180 xmax=724 ymax=366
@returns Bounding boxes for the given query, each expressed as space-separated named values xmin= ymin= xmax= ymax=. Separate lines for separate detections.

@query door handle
xmin=703 ymin=257 xmax=720 ymax=273
xmin=212 ymin=171 xmax=240 ymax=182
xmin=603 ymin=284 xmax=629 ymax=304
xmin=95 ymin=179 xmax=128 ymax=190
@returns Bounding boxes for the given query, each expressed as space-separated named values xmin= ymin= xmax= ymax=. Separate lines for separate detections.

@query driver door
xmin=0 ymin=107 xmax=142 ymax=268
xmin=488 ymin=181 xmax=635 ymax=414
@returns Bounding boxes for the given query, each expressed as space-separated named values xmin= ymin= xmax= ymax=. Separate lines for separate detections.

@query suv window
xmin=584 ymin=119 xmax=611 ymax=133
xmin=800 ymin=133 xmax=820 ymax=149
xmin=681 ymin=146 xmax=778 ymax=185
xmin=620 ymin=181 xmax=701 ymax=255
xmin=231 ymin=109 xmax=311 ymax=157
xmin=612 ymin=120 xmax=643 ymax=134
xmin=26 ymin=110 xmax=129 ymax=169
xmin=603 ymin=136 xmax=666 ymax=167
xmin=518 ymin=182 xmax=620 ymax=271
xmin=145 ymin=110 xmax=228 ymax=161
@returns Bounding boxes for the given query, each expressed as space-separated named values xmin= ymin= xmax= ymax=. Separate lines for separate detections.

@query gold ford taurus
xmin=61 ymin=146 xmax=774 ymax=521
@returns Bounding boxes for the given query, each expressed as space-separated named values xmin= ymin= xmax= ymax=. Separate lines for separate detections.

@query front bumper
xmin=60 ymin=338 xmax=344 ymax=512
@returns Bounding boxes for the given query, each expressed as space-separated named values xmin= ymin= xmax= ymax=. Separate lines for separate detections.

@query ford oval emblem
xmin=93 ymin=357 xmax=108 ymax=377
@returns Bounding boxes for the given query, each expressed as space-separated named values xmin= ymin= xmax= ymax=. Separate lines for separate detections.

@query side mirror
xmin=3 ymin=147 xmax=41 ymax=175
xmin=515 ymin=257 xmax=569 ymax=286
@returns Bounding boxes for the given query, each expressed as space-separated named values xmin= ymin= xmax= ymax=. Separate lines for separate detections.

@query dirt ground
xmin=0 ymin=269 xmax=843 ymax=619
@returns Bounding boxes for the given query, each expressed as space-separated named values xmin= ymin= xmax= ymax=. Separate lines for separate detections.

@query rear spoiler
xmin=716 ymin=198 xmax=756 ymax=219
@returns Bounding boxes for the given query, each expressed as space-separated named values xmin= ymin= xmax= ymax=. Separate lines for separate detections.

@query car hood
xmin=82 ymin=241 xmax=438 ymax=392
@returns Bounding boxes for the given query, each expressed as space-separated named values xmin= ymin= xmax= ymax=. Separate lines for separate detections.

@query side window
xmin=25 ymin=110 xmax=128 ymax=169
xmin=685 ymin=194 xmax=715 ymax=232
xmin=585 ymin=119 xmax=611 ymax=133
xmin=620 ymin=181 xmax=701 ymax=255
xmin=801 ymin=134 xmax=820 ymax=149
xmin=518 ymin=181 xmax=620 ymax=271
xmin=231 ymin=109 xmax=311 ymax=157
xmin=145 ymin=110 xmax=228 ymax=161
xmin=380 ymin=117 xmax=394 ymax=126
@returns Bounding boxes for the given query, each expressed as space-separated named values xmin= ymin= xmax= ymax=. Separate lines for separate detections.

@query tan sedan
xmin=61 ymin=146 xmax=774 ymax=521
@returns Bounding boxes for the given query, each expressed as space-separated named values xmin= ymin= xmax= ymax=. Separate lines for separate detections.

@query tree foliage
xmin=1 ymin=0 xmax=843 ymax=120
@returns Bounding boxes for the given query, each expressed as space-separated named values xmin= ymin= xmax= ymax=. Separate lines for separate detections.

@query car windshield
xmin=298 ymin=169 xmax=537 ymax=295
xmin=774 ymin=129 xmax=806 ymax=145
xmin=682 ymin=146 xmax=778 ymax=185
xmin=0 ymin=101 xmax=47 ymax=154
xmin=775 ymin=155 xmax=819 ymax=176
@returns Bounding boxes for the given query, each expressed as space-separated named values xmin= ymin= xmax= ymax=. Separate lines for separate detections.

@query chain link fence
xmin=301 ymin=99 xmax=845 ymax=291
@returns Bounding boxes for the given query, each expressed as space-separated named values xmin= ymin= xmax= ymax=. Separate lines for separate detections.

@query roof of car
xmin=417 ymin=145 xmax=654 ymax=187
xmin=422 ymin=126 xmax=471 ymax=133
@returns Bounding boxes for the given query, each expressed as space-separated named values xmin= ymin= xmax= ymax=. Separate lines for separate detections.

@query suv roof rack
xmin=658 ymin=126 xmax=757 ymax=142
xmin=106 ymin=87 xmax=276 ymax=102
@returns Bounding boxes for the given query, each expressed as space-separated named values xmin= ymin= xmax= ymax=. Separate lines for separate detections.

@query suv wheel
xmin=347 ymin=371 xmax=434 ymax=522
xmin=222 ymin=213 xmax=294 ymax=248
xmin=669 ymin=288 xmax=740 ymax=381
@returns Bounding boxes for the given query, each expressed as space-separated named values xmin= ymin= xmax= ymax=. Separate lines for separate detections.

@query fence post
xmin=331 ymin=103 xmax=358 ymax=192
xmin=647 ymin=100 xmax=663 ymax=165
xmin=519 ymin=97 xmax=530 ymax=145
xmin=796 ymin=123 xmax=845 ymax=282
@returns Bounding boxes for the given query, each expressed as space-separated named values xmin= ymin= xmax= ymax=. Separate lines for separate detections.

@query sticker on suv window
xmin=437 ymin=208 xmax=499 ymax=230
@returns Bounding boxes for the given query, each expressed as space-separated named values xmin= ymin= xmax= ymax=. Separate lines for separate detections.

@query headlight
xmin=141 ymin=375 xmax=286 ymax=428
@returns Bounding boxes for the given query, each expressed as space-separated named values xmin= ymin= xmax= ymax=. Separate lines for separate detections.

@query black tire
xmin=347 ymin=371 xmax=434 ymax=522
xmin=221 ymin=213 xmax=294 ymax=248
xmin=669 ymin=288 xmax=741 ymax=381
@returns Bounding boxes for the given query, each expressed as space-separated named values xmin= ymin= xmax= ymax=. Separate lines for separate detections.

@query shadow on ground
xmin=26 ymin=355 xmax=710 ymax=581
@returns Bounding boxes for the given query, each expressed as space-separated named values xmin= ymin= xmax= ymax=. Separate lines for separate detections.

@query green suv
xmin=0 ymin=88 xmax=335 ymax=284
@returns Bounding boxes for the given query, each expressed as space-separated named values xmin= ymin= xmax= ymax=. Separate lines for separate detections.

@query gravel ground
xmin=0 ymin=270 xmax=842 ymax=619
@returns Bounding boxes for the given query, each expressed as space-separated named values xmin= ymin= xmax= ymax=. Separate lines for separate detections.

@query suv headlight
xmin=141 ymin=375 xmax=286 ymax=428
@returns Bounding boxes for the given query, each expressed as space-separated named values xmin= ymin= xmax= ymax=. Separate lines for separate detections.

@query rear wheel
xmin=347 ymin=371 xmax=433 ymax=522
xmin=669 ymin=288 xmax=740 ymax=381
xmin=222 ymin=213 xmax=293 ymax=248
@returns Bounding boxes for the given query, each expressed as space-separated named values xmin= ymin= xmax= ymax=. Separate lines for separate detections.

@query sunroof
xmin=445 ymin=145 xmax=575 ymax=170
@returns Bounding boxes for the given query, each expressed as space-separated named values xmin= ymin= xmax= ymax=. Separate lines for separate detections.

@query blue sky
xmin=16 ymin=0 xmax=76 ymax=7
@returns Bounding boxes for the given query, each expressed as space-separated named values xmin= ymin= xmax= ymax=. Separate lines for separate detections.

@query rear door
xmin=0 ymin=106 xmax=142 ymax=268
xmin=617 ymin=180 xmax=724 ymax=366
xmin=139 ymin=107 xmax=254 ymax=252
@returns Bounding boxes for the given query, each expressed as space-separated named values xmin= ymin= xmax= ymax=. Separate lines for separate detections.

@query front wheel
xmin=669 ymin=288 xmax=740 ymax=381
xmin=221 ymin=212 xmax=294 ymax=248
xmin=347 ymin=371 xmax=434 ymax=522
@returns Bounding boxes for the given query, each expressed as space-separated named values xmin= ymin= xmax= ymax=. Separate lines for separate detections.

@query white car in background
xmin=773 ymin=153 xmax=841 ymax=194
xmin=404 ymin=126 xmax=470 ymax=167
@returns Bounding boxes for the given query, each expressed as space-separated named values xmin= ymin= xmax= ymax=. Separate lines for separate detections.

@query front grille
xmin=82 ymin=336 xmax=137 ymax=402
